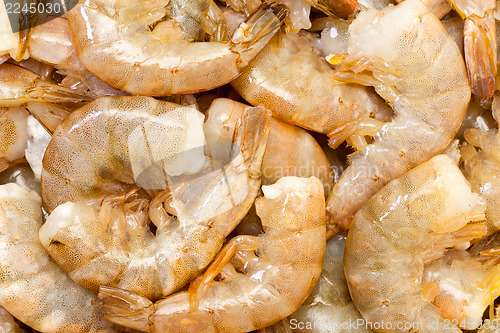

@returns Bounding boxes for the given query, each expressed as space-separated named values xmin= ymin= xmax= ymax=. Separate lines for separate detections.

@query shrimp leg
xmin=68 ymin=1 xmax=288 ymax=95
xmin=325 ymin=0 xmax=471 ymax=234
xmin=97 ymin=176 xmax=327 ymax=332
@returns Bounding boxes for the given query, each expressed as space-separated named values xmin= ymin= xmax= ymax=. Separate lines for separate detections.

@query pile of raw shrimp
xmin=1 ymin=0 xmax=500 ymax=331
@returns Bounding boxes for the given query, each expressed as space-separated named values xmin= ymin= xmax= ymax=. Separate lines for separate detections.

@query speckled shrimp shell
xmin=326 ymin=0 xmax=471 ymax=234
xmin=344 ymin=155 xmax=486 ymax=333
xmin=97 ymin=176 xmax=326 ymax=332
xmin=68 ymin=0 xmax=288 ymax=95
xmin=39 ymin=99 xmax=271 ymax=300
xmin=0 ymin=183 xmax=118 ymax=332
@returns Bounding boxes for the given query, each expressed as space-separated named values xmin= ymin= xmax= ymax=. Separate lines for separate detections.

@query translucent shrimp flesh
xmin=0 ymin=183 xmax=118 ymax=332
xmin=39 ymin=99 xmax=271 ymax=300
xmin=344 ymin=155 xmax=487 ymax=332
xmin=97 ymin=176 xmax=326 ymax=332
xmin=325 ymin=0 xmax=471 ymax=235
xmin=68 ymin=1 xmax=287 ymax=95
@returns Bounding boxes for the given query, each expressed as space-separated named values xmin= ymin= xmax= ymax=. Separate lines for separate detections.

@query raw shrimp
xmin=28 ymin=17 xmax=128 ymax=99
xmin=462 ymin=92 xmax=500 ymax=231
xmin=421 ymin=250 xmax=497 ymax=330
xmin=0 ymin=63 xmax=89 ymax=107
xmin=0 ymin=183 xmax=117 ymax=332
xmin=203 ymin=98 xmax=334 ymax=195
xmin=40 ymin=99 xmax=271 ymax=300
xmin=41 ymin=96 xmax=208 ymax=210
xmin=260 ymin=234 xmax=373 ymax=333
xmin=68 ymin=1 xmax=287 ymax=95
xmin=344 ymin=155 xmax=487 ymax=333
xmin=0 ymin=107 xmax=29 ymax=173
xmin=326 ymin=0 xmax=471 ymax=234
xmin=231 ymin=30 xmax=393 ymax=135
xmin=448 ymin=0 xmax=497 ymax=99
xmin=97 ymin=176 xmax=326 ymax=332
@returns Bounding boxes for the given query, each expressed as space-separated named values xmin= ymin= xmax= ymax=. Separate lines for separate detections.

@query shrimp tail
xmin=98 ymin=286 xmax=154 ymax=332
xmin=479 ymin=264 xmax=500 ymax=308
xmin=304 ymin=0 xmax=357 ymax=19
xmin=464 ymin=13 xmax=497 ymax=100
xmin=14 ymin=0 xmax=39 ymax=61
xmin=0 ymin=80 xmax=91 ymax=107
xmin=26 ymin=80 xmax=92 ymax=104
xmin=235 ymin=106 xmax=272 ymax=175
xmin=231 ymin=2 xmax=289 ymax=67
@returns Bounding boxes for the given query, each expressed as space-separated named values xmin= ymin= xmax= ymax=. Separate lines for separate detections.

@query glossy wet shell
xmin=344 ymin=155 xmax=484 ymax=333
xmin=231 ymin=31 xmax=392 ymax=134
xmin=41 ymin=96 xmax=205 ymax=210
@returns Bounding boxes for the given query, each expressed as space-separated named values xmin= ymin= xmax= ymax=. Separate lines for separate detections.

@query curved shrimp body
xmin=68 ymin=1 xmax=287 ymax=96
xmin=231 ymin=30 xmax=393 ymax=135
xmin=448 ymin=0 xmax=497 ymax=100
xmin=97 ymin=176 xmax=326 ymax=332
xmin=344 ymin=155 xmax=487 ymax=333
xmin=40 ymin=101 xmax=271 ymax=300
xmin=204 ymin=98 xmax=334 ymax=195
xmin=262 ymin=234 xmax=373 ymax=333
xmin=28 ymin=17 xmax=128 ymax=99
xmin=41 ymin=96 xmax=211 ymax=210
xmin=0 ymin=183 xmax=117 ymax=332
xmin=325 ymin=0 xmax=471 ymax=234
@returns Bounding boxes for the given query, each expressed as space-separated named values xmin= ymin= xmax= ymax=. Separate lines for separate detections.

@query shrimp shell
xmin=97 ymin=176 xmax=326 ymax=332
xmin=68 ymin=1 xmax=288 ymax=95
xmin=40 ymin=104 xmax=271 ymax=300
xmin=326 ymin=0 xmax=471 ymax=234
xmin=344 ymin=155 xmax=486 ymax=333
xmin=0 ymin=183 xmax=117 ymax=332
